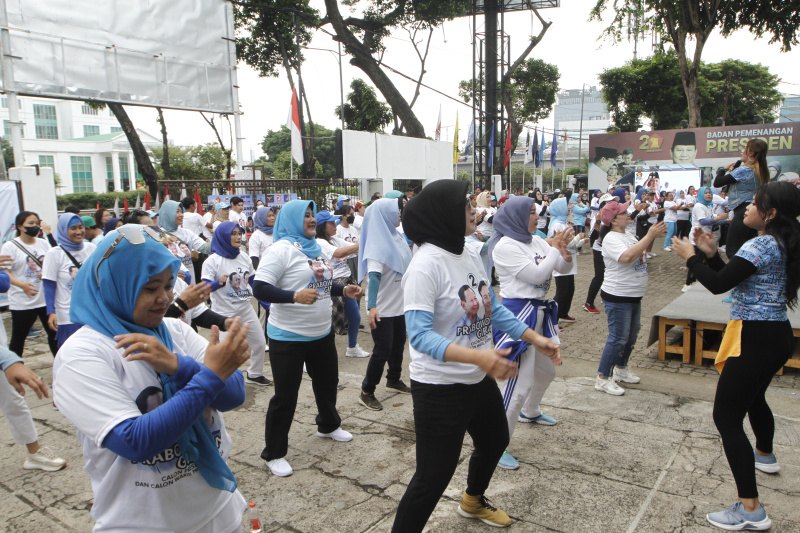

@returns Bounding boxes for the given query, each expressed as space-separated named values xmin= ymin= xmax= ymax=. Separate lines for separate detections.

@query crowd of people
xmin=1 ymin=140 xmax=797 ymax=531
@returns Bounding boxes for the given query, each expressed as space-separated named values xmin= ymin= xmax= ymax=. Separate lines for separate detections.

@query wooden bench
xmin=658 ymin=317 xmax=693 ymax=364
xmin=694 ymin=321 xmax=800 ymax=374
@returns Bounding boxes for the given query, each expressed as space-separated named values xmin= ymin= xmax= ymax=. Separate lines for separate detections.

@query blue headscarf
xmin=210 ymin=221 xmax=240 ymax=259
xmin=69 ymin=225 xmax=236 ymax=493
xmin=612 ymin=188 xmax=628 ymax=204
xmin=695 ymin=186 xmax=713 ymax=207
xmin=487 ymin=196 xmax=535 ymax=266
xmin=253 ymin=206 xmax=276 ymax=235
xmin=548 ymin=197 xmax=569 ymax=226
xmin=103 ymin=218 xmax=120 ymax=235
xmin=158 ymin=200 xmax=181 ymax=232
xmin=273 ymin=200 xmax=322 ymax=258
xmin=56 ymin=213 xmax=84 ymax=252
xmin=384 ymin=190 xmax=404 ymax=199
xmin=336 ymin=195 xmax=350 ymax=211
xmin=357 ymin=198 xmax=412 ymax=281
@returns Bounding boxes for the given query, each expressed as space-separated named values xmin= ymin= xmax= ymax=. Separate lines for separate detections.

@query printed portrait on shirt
xmin=307 ymin=258 xmax=334 ymax=296
xmin=225 ymin=268 xmax=252 ymax=300
xmin=24 ymin=255 xmax=44 ymax=280
xmin=451 ymin=274 xmax=492 ymax=346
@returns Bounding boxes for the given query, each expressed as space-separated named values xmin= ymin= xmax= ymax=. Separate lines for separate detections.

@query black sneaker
xmin=246 ymin=374 xmax=272 ymax=386
xmin=359 ymin=392 xmax=383 ymax=411
xmin=386 ymin=380 xmax=412 ymax=394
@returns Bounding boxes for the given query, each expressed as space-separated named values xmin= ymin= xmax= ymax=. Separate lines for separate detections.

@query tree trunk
xmin=156 ymin=108 xmax=171 ymax=180
xmin=276 ymin=34 xmax=313 ymax=177
xmin=108 ymin=102 xmax=158 ymax=198
xmin=323 ymin=0 xmax=426 ymax=139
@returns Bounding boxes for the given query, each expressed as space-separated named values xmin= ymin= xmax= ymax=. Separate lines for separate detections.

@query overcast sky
xmin=127 ymin=0 xmax=800 ymax=162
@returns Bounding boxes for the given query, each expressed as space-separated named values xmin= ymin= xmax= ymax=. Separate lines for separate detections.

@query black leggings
xmin=676 ymin=220 xmax=691 ymax=239
xmin=9 ymin=307 xmax=57 ymax=357
xmin=713 ymin=320 xmax=792 ymax=498
xmin=585 ymin=249 xmax=605 ymax=307
xmin=725 ymin=203 xmax=757 ymax=260
xmin=392 ymin=376 xmax=508 ymax=533
xmin=554 ymin=275 xmax=575 ymax=318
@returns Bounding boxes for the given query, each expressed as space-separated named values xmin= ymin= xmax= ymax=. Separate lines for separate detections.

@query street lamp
xmin=303 ymin=45 xmax=346 ymax=132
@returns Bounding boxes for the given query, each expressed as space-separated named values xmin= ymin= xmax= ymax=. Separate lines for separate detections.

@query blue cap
xmin=315 ymin=211 xmax=341 ymax=225
xmin=146 ymin=210 xmax=157 ymax=218
xmin=217 ymin=202 xmax=231 ymax=209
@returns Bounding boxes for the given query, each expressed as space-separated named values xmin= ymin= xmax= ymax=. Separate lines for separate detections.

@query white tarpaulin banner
xmin=3 ymin=0 xmax=236 ymax=113
xmin=342 ymin=131 xmax=453 ymax=183
xmin=0 ymin=181 xmax=20 ymax=308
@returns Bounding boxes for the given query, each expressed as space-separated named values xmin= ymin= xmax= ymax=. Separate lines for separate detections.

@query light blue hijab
xmin=357 ymin=198 xmax=412 ymax=281
xmin=548 ymin=197 xmax=569 ymax=226
xmin=56 ymin=213 xmax=84 ymax=252
xmin=69 ymin=226 xmax=237 ymax=493
xmin=158 ymin=200 xmax=181 ymax=232
xmin=273 ymin=200 xmax=322 ymax=258
xmin=695 ymin=186 xmax=713 ymax=207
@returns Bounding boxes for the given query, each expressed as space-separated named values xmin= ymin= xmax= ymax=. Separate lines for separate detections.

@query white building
xmin=1 ymin=96 xmax=159 ymax=195
xmin=553 ymin=87 xmax=611 ymax=150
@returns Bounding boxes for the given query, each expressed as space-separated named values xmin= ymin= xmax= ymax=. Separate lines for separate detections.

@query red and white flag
xmin=286 ymin=88 xmax=304 ymax=165
xmin=434 ymin=105 xmax=442 ymax=141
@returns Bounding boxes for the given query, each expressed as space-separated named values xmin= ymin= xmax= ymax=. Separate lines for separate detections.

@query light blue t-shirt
xmin=731 ymin=235 xmax=787 ymax=321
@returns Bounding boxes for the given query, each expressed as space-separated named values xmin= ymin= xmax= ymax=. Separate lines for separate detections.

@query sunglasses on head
xmin=95 ymin=225 xmax=166 ymax=287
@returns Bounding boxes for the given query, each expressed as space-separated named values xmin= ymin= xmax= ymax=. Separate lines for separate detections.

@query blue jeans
xmin=344 ymin=297 xmax=361 ymax=348
xmin=597 ymin=299 xmax=641 ymax=378
xmin=664 ymin=221 xmax=677 ymax=249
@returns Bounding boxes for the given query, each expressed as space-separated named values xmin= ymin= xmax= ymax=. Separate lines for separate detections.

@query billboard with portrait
xmin=588 ymin=122 xmax=800 ymax=191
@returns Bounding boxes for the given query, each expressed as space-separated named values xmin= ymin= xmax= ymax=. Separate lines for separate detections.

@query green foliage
xmin=261 ymin=124 xmax=336 ymax=178
xmin=1 ymin=137 xmax=13 ymax=171
xmin=272 ymin=151 xmax=323 ymax=179
xmin=56 ymin=190 xmax=144 ymax=210
xmin=151 ymin=143 xmax=230 ymax=181
xmin=336 ymin=79 xmax=394 ymax=132
xmin=600 ymin=52 xmax=783 ymax=130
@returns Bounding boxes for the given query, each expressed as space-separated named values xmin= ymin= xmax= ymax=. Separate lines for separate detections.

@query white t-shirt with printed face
xmin=367 ymin=259 xmax=403 ymax=317
xmin=52 ymin=319 xmax=245 ymax=533
xmin=172 ymin=277 xmax=207 ymax=325
xmin=247 ymin=230 xmax=274 ymax=262
xmin=165 ymin=227 xmax=205 ymax=271
xmin=403 ymin=243 xmax=493 ymax=385
xmin=0 ymin=237 xmax=50 ymax=310
xmin=663 ymin=201 xmax=678 ymax=223
xmin=201 ymin=252 xmax=255 ymax=317
xmin=317 ymin=236 xmax=352 ymax=279
xmin=182 ymin=211 xmax=212 ymax=241
xmin=493 ymin=236 xmax=559 ymax=300
xmin=255 ymin=239 xmax=335 ymax=338
xmin=335 ymin=225 xmax=360 ymax=260
xmin=476 ymin=207 xmax=496 ymax=236
xmin=228 ymin=210 xmax=245 ymax=229
xmin=42 ymin=244 xmax=96 ymax=325
xmin=601 ymin=231 xmax=648 ymax=298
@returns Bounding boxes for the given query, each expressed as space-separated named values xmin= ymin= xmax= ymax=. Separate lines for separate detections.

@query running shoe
xmin=386 ymin=379 xmax=412 ymax=394
xmin=518 ymin=412 xmax=557 ymax=425
xmin=595 ymin=376 xmax=625 ymax=396
xmin=753 ymin=448 xmax=780 ymax=473
xmin=706 ymin=502 xmax=771 ymax=531
xmin=559 ymin=315 xmax=577 ymax=323
xmin=583 ymin=303 xmax=600 ymax=314
xmin=612 ymin=367 xmax=641 ymax=384
xmin=497 ymin=451 xmax=519 ymax=470
xmin=359 ymin=392 xmax=383 ymax=411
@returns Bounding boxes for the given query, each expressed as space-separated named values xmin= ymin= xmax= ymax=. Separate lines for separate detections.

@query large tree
xmin=151 ymin=144 xmax=229 ymax=182
xmin=600 ymin=52 xmax=782 ymax=131
xmin=335 ymin=78 xmax=394 ymax=132
xmin=591 ymin=0 xmax=800 ymax=127
xmin=262 ymin=124 xmax=337 ymax=179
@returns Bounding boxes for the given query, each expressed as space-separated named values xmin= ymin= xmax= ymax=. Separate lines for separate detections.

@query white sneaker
xmin=613 ymin=366 xmax=641 ymax=384
xmin=664 ymin=246 xmax=672 ymax=252
xmin=23 ymin=448 xmax=66 ymax=472
xmin=316 ymin=427 xmax=353 ymax=442
xmin=265 ymin=457 xmax=293 ymax=477
xmin=345 ymin=345 xmax=370 ymax=358
xmin=649 ymin=252 xmax=657 ymax=258
xmin=681 ymin=284 xmax=692 ymax=292
xmin=595 ymin=376 xmax=625 ymax=396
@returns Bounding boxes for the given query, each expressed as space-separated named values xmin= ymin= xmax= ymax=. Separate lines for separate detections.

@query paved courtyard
xmin=1 ymin=236 xmax=798 ymax=532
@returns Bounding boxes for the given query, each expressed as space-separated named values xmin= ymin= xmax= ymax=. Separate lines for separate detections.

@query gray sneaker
xmin=359 ymin=392 xmax=383 ymax=411
xmin=386 ymin=379 xmax=412 ymax=394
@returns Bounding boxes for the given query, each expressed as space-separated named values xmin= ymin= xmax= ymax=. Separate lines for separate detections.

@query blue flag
xmin=539 ymin=131 xmax=547 ymax=167
xmin=551 ymin=129 xmax=558 ymax=166
xmin=487 ymin=122 xmax=495 ymax=168
xmin=532 ymin=129 xmax=540 ymax=168
xmin=464 ymin=120 xmax=475 ymax=155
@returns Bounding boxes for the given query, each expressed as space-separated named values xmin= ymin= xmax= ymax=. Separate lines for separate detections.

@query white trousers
xmin=498 ymin=309 xmax=556 ymax=440
xmin=0 ymin=368 xmax=38 ymax=445
xmin=219 ymin=305 xmax=266 ymax=378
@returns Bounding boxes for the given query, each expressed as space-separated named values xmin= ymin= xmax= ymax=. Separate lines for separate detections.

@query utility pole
xmin=577 ymin=84 xmax=586 ymax=173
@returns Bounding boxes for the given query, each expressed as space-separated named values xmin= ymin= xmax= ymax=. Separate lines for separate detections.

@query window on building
xmin=110 ymin=126 xmax=123 ymax=133
xmin=120 ymin=156 xmax=131 ymax=192
xmin=38 ymin=155 xmax=55 ymax=169
xmin=81 ymin=104 xmax=99 ymax=116
xmin=1 ymin=97 xmax=21 ymax=109
xmin=105 ymin=156 xmax=115 ymax=192
xmin=71 ymin=156 xmax=93 ymax=192
xmin=33 ymin=104 xmax=58 ymax=139
xmin=83 ymin=125 xmax=100 ymax=137
xmin=3 ymin=120 xmax=24 ymax=138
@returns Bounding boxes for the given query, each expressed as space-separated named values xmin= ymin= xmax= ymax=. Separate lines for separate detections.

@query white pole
xmin=226 ymin=2 xmax=244 ymax=168
xmin=0 ymin=0 xmax=23 ymax=167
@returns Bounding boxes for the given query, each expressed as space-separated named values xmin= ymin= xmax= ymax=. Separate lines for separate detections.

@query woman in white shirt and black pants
xmin=392 ymin=181 xmax=560 ymax=531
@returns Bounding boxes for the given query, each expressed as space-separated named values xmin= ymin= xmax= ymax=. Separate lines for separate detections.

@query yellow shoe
xmin=457 ymin=491 xmax=512 ymax=528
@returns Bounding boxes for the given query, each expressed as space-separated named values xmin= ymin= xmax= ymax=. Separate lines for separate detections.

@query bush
xmin=56 ymin=190 xmax=146 ymax=210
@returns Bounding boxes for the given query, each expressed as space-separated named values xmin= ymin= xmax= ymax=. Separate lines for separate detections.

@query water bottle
xmin=247 ymin=502 xmax=261 ymax=532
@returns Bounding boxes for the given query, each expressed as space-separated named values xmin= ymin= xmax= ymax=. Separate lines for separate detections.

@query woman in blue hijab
xmin=683 ymin=186 xmax=729 ymax=291
xmin=102 ymin=217 xmax=121 ymax=235
xmin=52 ymin=225 xmax=250 ymax=532
xmin=42 ymin=213 xmax=96 ymax=348
xmin=356 ymin=198 xmax=413 ymax=411
xmin=252 ymin=200 xmax=362 ymax=478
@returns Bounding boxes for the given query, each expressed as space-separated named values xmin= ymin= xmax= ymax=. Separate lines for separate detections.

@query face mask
xmin=346 ymin=215 xmax=355 ymax=224
xmin=24 ymin=226 xmax=40 ymax=237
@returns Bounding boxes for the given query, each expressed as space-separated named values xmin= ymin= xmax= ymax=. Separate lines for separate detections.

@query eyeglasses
xmin=94 ymin=225 xmax=165 ymax=287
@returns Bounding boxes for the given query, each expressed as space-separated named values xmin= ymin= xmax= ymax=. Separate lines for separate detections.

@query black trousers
xmin=261 ymin=331 xmax=342 ymax=461
xmin=361 ymin=315 xmax=406 ymax=394
xmin=676 ymin=220 xmax=691 ymax=239
xmin=10 ymin=307 xmax=57 ymax=357
xmin=554 ymin=275 xmax=575 ymax=318
xmin=725 ymin=203 xmax=757 ymax=260
xmin=585 ymin=249 xmax=605 ymax=307
xmin=713 ymin=320 xmax=792 ymax=498
xmin=392 ymin=376 xmax=509 ymax=533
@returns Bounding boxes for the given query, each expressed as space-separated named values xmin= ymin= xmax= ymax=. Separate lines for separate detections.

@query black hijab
xmin=402 ymin=180 xmax=468 ymax=255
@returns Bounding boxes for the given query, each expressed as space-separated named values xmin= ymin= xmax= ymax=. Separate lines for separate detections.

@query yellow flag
xmin=453 ymin=113 xmax=459 ymax=164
